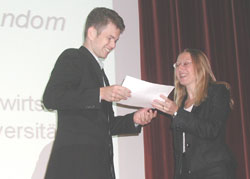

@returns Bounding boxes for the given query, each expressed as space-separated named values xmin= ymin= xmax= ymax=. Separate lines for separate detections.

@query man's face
xmin=90 ymin=22 xmax=121 ymax=59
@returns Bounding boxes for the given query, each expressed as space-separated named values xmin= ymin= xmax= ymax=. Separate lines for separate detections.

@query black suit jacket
xmin=171 ymin=83 xmax=236 ymax=178
xmin=43 ymin=46 xmax=140 ymax=179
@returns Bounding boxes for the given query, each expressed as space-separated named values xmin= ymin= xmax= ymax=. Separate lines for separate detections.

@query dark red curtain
xmin=138 ymin=0 xmax=250 ymax=178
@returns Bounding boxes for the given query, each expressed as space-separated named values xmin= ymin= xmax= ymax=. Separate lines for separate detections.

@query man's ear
xmin=87 ymin=26 xmax=97 ymax=40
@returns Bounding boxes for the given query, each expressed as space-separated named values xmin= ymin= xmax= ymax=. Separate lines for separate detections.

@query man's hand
xmin=100 ymin=85 xmax=131 ymax=102
xmin=133 ymin=108 xmax=157 ymax=126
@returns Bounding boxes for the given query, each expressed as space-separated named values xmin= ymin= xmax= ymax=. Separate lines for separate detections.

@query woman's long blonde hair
xmin=174 ymin=49 xmax=217 ymax=107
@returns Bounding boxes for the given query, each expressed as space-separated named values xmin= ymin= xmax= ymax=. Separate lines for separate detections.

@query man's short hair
xmin=84 ymin=7 xmax=125 ymax=38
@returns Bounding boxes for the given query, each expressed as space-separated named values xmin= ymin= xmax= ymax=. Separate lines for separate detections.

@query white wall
xmin=113 ymin=1 xmax=145 ymax=179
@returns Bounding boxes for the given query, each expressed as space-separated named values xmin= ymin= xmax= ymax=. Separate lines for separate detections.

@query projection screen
xmin=0 ymin=0 xmax=143 ymax=178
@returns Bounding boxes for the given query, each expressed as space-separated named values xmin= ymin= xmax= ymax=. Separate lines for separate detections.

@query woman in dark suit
xmin=152 ymin=49 xmax=236 ymax=179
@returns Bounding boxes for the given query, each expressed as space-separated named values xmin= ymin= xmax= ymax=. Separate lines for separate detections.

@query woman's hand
xmin=152 ymin=94 xmax=178 ymax=115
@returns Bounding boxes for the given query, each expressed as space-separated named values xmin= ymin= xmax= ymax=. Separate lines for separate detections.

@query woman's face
xmin=175 ymin=52 xmax=196 ymax=89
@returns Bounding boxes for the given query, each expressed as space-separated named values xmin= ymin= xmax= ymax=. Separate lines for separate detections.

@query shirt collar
xmin=88 ymin=50 xmax=104 ymax=69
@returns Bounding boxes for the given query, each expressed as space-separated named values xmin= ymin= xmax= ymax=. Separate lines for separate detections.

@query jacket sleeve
xmin=172 ymin=84 xmax=231 ymax=139
xmin=42 ymin=49 xmax=101 ymax=110
xmin=110 ymin=112 xmax=142 ymax=135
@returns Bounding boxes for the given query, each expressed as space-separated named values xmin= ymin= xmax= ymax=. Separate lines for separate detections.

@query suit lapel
xmin=79 ymin=46 xmax=104 ymax=86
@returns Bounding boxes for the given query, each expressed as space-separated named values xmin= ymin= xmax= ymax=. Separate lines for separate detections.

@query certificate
xmin=118 ymin=76 xmax=174 ymax=108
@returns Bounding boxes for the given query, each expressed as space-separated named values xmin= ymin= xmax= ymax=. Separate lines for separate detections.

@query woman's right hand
xmin=152 ymin=94 xmax=178 ymax=115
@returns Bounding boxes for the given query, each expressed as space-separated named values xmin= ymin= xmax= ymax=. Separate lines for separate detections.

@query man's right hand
xmin=100 ymin=85 xmax=131 ymax=102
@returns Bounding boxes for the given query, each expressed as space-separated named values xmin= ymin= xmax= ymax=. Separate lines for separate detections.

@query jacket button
xmin=186 ymin=143 xmax=190 ymax=148
xmin=176 ymin=125 xmax=181 ymax=130
xmin=188 ymin=170 xmax=191 ymax=174
xmin=86 ymin=105 xmax=95 ymax=109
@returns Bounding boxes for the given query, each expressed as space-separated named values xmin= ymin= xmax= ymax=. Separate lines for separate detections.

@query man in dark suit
xmin=42 ymin=7 xmax=157 ymax=179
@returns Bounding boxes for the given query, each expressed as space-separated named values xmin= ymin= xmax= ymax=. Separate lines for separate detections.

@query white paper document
xmin=118 ymin=76 xmax=174 ymax=108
